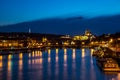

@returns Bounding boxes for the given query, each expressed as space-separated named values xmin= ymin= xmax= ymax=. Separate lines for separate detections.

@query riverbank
xmin=93 ymin=47 xmax=120 ymax=72
xmin=0 ymin=47 xmax=46 ymax=55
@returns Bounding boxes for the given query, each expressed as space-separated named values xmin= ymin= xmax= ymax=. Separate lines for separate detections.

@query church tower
xmin=29 ymin=28 xmax=31 ymax=33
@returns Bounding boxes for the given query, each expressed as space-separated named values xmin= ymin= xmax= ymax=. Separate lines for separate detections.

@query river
xmin=0 ymin=48 xmax=120 ymax=80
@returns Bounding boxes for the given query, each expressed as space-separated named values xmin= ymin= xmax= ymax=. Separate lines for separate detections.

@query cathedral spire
xmin=29 ymin=28 xmax=31 ymax=33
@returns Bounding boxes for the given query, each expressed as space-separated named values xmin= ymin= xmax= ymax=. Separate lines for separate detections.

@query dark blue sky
xmin=0 ymin=0 xmax=120 ymax=25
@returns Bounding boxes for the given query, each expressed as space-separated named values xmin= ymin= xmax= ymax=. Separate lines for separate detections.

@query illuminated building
xmin=61 ymin=35 xmax=71 ymax=39
xmin=73 ymin=35 xmax=88 ymax=41
xmin=0 ymin=40 xmax=24 ymax=48
xmin=73 ymin=30 xmax=95 ymax=41
xmin=85 ymin=30 xmax=92 ymax=36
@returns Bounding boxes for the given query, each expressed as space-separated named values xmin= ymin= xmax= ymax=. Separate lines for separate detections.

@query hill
xmin=0 ymin=15 xmax=120 ymax=35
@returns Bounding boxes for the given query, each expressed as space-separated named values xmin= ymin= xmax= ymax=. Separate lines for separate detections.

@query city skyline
xmin=0 ymin=0 xmax=120 ymax=79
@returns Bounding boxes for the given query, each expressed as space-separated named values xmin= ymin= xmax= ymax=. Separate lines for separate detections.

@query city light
xmin=82 ymin=48 xmax=85 ymax=58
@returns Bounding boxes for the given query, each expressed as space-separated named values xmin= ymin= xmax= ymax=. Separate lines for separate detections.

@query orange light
xmin=19 ymin=60 xmax=23 ymax=70
xmin=19 ymin=53 xmax=23 ymax=59
xmin=56 ymin=53 xmax=58 ymax=63
xmin=0 ymin=56 xmax=2 ymax=61
xmin=82 ymin=48 xmax=85 ymax=58
xmin=40 ymin=51 xmax=42 ymax=57
xmin=72 ymin=49 xmax=76 ymax=59
xmin=8 ymin=54 xmax=12 ymax=60
xmin=56 ymin=48 xmax=58 ymax=54
xmin=64 ymin=48 xmax=67 ymax=54
xmin=48 ymin=49 xmax=51 ymax=54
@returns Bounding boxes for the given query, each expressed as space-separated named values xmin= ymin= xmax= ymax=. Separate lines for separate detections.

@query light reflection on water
xmin=0 ymin=48 xmax=119 ymax=80
xmin=0 ymin=56 xmax=2 ymax=68
xmin=63 ymin=48 xmax=67 ymax=80
xmin=55 ymin=48 xmax=59 ymax=80
xmin=72 ymin=48 xmax=76 ymax=60
xmin=72 ymin=48 xmax=76 ymax=79
xmin=48 ymin=49 xmax=51 ymax=63
xmin=81 ymin=48 xmax=86 ymax=80
xmin=18 ymin=53 xmax=23 ymax=80
xmin=82 ymin=48 xmax=85 ymax=58
xmin=7 ymin=54 xmax=12 ymax=80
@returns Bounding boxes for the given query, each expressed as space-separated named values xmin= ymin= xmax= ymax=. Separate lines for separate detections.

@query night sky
xmin=0 ymin=0 xmax=120 ymax=25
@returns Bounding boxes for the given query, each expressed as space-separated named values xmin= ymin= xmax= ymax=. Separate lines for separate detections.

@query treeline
xmin=0 ymin=32 xmax=63 ymax=40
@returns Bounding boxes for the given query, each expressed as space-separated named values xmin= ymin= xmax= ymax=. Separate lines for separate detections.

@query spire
xmin=29 ymin=28 xmax=31 ymax=33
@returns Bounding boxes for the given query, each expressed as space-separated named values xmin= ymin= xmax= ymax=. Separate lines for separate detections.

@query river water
xmin=0 ymin=48 xmax=120 ymax=80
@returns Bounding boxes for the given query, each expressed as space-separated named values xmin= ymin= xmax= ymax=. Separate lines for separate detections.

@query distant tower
xmin=85 ymin=29 xmax=91 ymax=36
xmin=29 ymin=28 xmax=31 ymax=33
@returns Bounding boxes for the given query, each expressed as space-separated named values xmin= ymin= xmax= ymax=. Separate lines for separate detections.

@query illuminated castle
xmin=73 ymin=30 xmax=95 ymax=41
